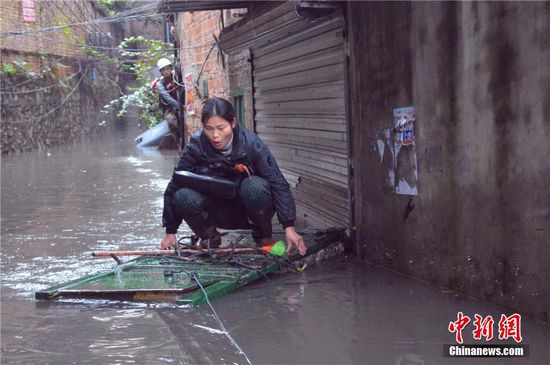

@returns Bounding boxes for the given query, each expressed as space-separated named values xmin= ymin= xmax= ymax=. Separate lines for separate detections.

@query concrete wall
xmin=347 ymin=2 xmax=550 ymax=321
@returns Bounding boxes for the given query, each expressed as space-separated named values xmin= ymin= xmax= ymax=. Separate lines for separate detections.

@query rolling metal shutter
xmin=223 ymin=3 xmax=349 ymax=228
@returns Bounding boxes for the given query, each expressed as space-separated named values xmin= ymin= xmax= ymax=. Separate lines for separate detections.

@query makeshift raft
xmin=35 ymin=228 xmax=346 ymax=306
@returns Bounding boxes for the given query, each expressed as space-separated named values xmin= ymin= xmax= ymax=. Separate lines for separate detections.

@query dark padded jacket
xmin=162 ymin=125 xmax=296 ymax=233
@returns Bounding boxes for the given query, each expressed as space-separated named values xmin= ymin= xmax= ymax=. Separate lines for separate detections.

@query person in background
xmin=160 ymin=97 xmax=306 ymax=256
xmin=155 ymin=58 xmax=181 ymax=137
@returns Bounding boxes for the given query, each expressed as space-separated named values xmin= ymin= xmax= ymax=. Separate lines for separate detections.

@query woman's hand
xmin=160 ymin=233 xmax=177 ymax=249
xmin=284 ymin=227 xmax=307 ymax=256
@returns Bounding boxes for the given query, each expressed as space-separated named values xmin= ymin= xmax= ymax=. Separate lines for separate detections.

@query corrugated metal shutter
xmin=253 ymin=8 xmax=348 ymax=228
xmin=221 ymin=2 xmax=349 ymax=228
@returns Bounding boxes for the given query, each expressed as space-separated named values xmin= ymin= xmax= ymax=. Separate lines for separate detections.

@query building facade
xmin=159 ymin=1 xmax=550 ymax=322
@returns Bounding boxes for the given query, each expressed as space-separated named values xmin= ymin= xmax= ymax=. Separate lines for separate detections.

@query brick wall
xmin=176 ymin=10 xmax=245 ymax=137
xmin=1 ymin=0 xmax=90 ymax=71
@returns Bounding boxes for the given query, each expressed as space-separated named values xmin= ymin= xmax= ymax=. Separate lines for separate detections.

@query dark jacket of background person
xmin=162 ymin=124 xmax=296 ymax=234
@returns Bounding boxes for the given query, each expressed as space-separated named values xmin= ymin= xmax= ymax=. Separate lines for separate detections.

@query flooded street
xmin=1 ymin=120 xmax=549 ymax=365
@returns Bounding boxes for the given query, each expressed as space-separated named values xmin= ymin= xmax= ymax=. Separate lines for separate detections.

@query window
xmin=232 ymin=86 xmax=245 ymax=125
xmin=233 ymin=94 xmax=244 ymax=125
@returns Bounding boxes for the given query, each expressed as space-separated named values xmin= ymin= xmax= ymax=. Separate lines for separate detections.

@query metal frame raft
xmin=35 ymin=228 xmax=347 ymax=305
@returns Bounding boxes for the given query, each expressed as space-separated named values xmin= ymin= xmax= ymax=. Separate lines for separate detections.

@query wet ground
xmin=1 ymin=119 xmax=549 ymax=364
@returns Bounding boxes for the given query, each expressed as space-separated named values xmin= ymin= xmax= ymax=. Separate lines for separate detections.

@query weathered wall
xmin=175 ymin=9 xmax=247 ymax=136
xmin=227 ymin=48 xmax=254 ymax=130
xmin=348 ymin=2 xmax=550 ymax=321
xmin=1 ymin=1 xmax=164 ymax=154
xmin=0 ymin=0 xmax=87 ymax=64
xmin=1 ymin=63 xmax=119 ymax=154
xmin=176 ymin=10 xmax=228 ymax=136
xmin=1 ymin=0 xmax=118 ymax=154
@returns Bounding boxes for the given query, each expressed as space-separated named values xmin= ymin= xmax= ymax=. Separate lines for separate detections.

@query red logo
xmin=449 ymin=313 xmax=523 ymax=343
xmin=448 ymin=312 xmax=471 ymax=344
xmin=498 ymin=314 xmax=523 ymax=343
xmin=472 ymin=314 xmax=495 ymax=341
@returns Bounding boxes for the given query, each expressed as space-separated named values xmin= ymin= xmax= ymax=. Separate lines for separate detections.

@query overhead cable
xmin=0 ymin=70 xmax=81 ymax=94
xmin=38 ymin=65 xmax=89 ymax=119
xmin=0 ymin=5 xmax=161 ymax=37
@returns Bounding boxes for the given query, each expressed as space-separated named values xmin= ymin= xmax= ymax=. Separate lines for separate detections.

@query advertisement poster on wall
xmin=184 ymin=73 xmax=195 ymax=116
xmin=393 ymin=106 xmax=416 ymax=146
xmin=393 ymin=106 xmax=418 ymax=196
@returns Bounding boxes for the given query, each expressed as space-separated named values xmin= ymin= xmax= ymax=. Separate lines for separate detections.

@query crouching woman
xmin=160 ymin=97 xmax=306 ymax=255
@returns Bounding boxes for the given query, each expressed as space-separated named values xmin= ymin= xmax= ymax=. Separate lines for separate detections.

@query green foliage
xmin=102 ymin=36 xmax=173 ymax=127
xmin=98 ymin=0 xmax=126 ymax=16
xmin=61 ymin=26 xmax=74 ymax=40
xmin=118 ymin=36 xmax=170 ymax=83
xmin=1 ymin=63 xmax=17 ymax=76
xmin=53 ymin=19 xmax=75 ymax=41
xmin=99 ymin=0 xmax=115 ymax=14
xmin=104 ymin=84 xmax=162 ymax=127
xmin=1 ymin=53 xmax=67 ymax=80
xmin=0 ymin=59 xmax=51 ymax=78
xmin=83 ymin=45 xmax=118 ymax=65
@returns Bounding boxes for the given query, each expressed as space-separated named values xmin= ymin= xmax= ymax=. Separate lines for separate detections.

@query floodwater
xmin=1 ymin=119 xmax=549 ymax=365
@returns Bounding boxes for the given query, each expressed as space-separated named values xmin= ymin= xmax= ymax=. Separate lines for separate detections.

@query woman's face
xmin=203 ymin=116 xmax=236 ymax=150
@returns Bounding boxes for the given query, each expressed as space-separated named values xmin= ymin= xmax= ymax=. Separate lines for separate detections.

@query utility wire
xmin=0 ymin=74 xmax=45 ymax=91
xmin=24 ymin=64 xmax=90 ymax=119
xmin=0 ymin=7 xmax=161 ymax=37
xmin=0 ymin=70 xmax=80 ymax=94
xmin=191 ymin=274 xmax=253 ymax=365
xmin=6 ymin=31 xmax=210 ymax=51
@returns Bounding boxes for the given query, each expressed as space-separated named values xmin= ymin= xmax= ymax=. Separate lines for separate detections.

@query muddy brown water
xmin=1 ymin=120 xmax=549 ymax=364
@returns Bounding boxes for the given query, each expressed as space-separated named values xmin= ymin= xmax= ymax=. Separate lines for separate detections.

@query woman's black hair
xmin=201 ymin=97 xmax=235 ymax=124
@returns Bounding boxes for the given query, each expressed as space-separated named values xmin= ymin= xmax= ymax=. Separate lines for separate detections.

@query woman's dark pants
xmin=174 ymin=176 xmax=273 ymax=240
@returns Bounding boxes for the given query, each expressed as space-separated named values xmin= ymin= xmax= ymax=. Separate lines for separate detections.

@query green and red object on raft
xmin=35 ymin=229 xmax=346 ymax=306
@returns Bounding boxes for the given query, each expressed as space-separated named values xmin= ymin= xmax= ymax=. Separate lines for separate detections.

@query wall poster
xmin=184 ymin=73 xmax=195 ymax=116
xmin=393 ymin=106 xmax=418 ymax=196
